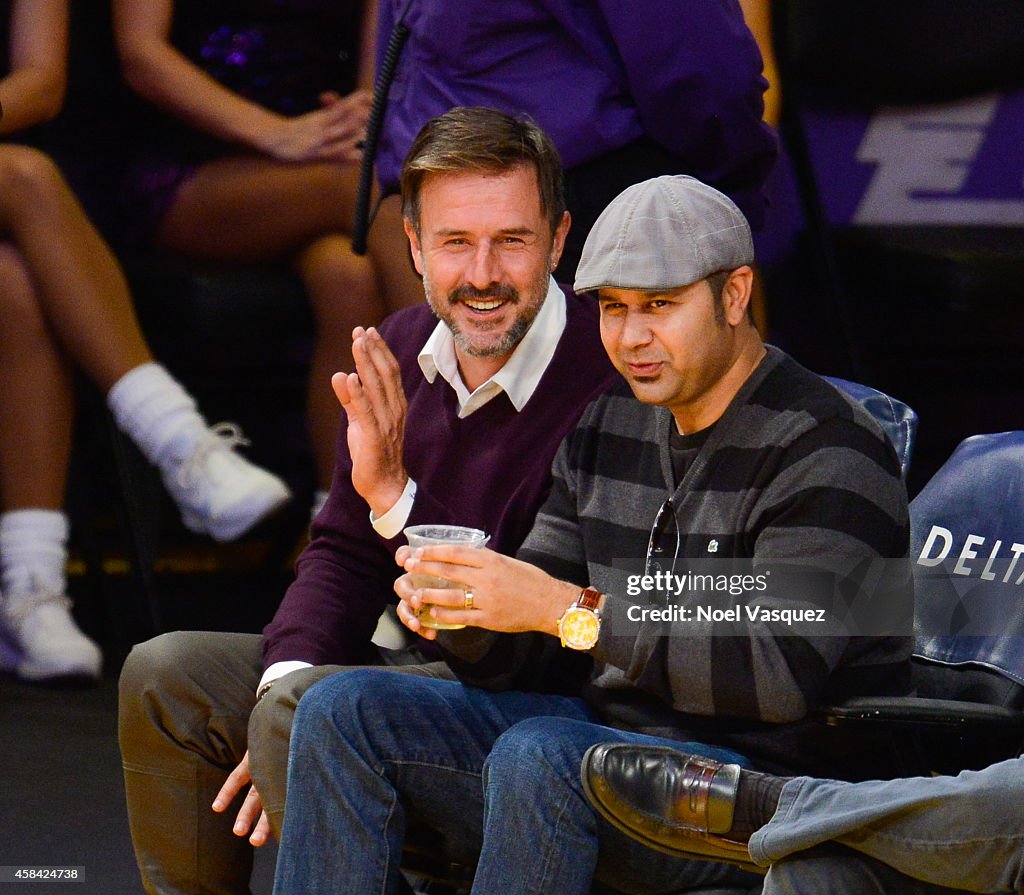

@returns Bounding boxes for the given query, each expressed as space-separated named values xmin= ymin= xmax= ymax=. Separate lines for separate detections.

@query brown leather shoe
xmin=581 ymin=743 xmax=764 ymax=874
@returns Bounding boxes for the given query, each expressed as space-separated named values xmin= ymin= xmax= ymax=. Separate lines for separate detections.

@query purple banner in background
xmin=801 ymin=89 xmax=1024 ymax=226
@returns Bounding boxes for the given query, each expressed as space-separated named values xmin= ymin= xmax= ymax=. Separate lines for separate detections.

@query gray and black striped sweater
xmin=441 ymin=347 xmax=913 ymax=777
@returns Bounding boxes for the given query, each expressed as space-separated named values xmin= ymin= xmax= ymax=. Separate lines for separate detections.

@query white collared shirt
xmin=416 ymin=276 xmax=567 ymax=417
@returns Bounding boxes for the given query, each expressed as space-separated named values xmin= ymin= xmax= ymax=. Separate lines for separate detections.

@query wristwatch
xmin=557 ymin=587 xmax=603 ymax=650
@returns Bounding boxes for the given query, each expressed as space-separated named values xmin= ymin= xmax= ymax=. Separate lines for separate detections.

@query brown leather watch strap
xmin=578 ymin=587 xmax=602 ymax=612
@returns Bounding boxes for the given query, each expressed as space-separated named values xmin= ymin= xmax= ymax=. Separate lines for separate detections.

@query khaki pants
xmin=118 ymin=630 xmax=452 ymax=895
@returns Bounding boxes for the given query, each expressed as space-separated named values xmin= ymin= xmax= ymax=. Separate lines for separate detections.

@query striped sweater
xmin=441 ymin=347 xmax=914 ymax=777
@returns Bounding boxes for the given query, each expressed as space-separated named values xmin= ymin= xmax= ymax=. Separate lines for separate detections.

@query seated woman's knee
xmin=0 ymin=146 xmax=67 ymax=214
xmin=0 ymin=245 xmax=41 ymax=328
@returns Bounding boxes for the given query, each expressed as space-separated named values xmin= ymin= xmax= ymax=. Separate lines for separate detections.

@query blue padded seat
xmin=911 ymin=432 xmax=1024 ymax=702
xmin=825 ymin=376 xmax=918 ymax=479
xmin=816 ymin=432 xmax=1024 ymax=772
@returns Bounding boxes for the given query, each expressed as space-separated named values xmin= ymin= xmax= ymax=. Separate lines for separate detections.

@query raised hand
xmin=332 ymin=326 xmax=409 ymax=517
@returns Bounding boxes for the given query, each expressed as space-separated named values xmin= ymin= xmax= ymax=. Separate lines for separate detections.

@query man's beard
xmin=424 ymin=264 xmax=550 ymax=358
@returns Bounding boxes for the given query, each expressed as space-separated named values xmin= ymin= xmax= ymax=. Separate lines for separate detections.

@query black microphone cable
xmin=351 ymin=0 xmax=413 ymax=255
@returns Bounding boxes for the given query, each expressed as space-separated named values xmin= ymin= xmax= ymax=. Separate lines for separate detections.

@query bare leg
xmin=0 ymin=146 xmax=152 ymax=392
xmin=0 ymin=241 xmax=102 ymax=681
xmin=155 ymin=156 xmax=363 ymax=260
xmin=296 ymin=235 xmax=381 ymax=487
xmin=365 ymin=193 xmax=424 ymax=314
xmin=0 ymin=146 xmax=290 ymax=546
xmin=159 ymin=158 xmax=422 ymax=313
xmin=0 ymin=243 xmax=74 ymax=510
xmin=154 ymin=156 xmax=392 ymax=489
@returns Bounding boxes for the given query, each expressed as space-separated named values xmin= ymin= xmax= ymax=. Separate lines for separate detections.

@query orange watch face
xmin=561 ymin=608 xmax=600 ymax=649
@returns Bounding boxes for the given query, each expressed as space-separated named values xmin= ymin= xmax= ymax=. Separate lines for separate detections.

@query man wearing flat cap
xmin=272 ymin=176 xmax=913 ymax=895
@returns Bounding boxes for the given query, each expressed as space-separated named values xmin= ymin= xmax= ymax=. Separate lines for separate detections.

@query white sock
xmin=311 ymin=489 xmax=330 ymax=522
xmin=107 ymin=363 xmax=209 ymax=469
xmin=0 ymin=509 xmax=70 ymax=597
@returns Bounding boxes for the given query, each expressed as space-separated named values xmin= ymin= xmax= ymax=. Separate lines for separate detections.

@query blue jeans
xmin=752 ymin=757 xmax=1024 ymax=894
xmin=273 ymin=668 xmax=758 ymax=895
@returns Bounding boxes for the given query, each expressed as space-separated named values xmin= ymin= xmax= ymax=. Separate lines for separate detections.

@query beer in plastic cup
xmin=403 ymin=524 xmax=490 ymax=630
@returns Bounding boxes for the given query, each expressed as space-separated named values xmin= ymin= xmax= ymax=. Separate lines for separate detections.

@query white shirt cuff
xmin=370 ymin=478 xmax=417 ymax=539
xmin=257 ymin=661 xmax=314 ymax=696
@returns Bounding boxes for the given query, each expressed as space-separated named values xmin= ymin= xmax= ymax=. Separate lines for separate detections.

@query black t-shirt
xmin=669 ymin=421 xmax=714 ymax=485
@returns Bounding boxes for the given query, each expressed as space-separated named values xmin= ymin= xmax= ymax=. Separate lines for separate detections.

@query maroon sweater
xmin=262 ymin=289 xmax=619 ymax=667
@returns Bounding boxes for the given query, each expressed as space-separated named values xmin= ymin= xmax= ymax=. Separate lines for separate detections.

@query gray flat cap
xmin=574 ymin=175 xmax=754 ymax=292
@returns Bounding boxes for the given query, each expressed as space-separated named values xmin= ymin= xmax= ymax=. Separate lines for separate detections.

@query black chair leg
xmin=100 ymin=401 xmax=164 ymax=635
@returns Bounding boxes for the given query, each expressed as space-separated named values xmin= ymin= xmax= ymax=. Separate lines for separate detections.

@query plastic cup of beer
xmin=403 ymin=524 xmax=490 ymax=630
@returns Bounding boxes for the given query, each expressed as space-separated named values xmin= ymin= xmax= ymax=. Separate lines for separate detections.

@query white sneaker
xmin=1 ymin=586 xmax=102 ymax=681
xmin=162 ymin=422 xmax=291 ymax=542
